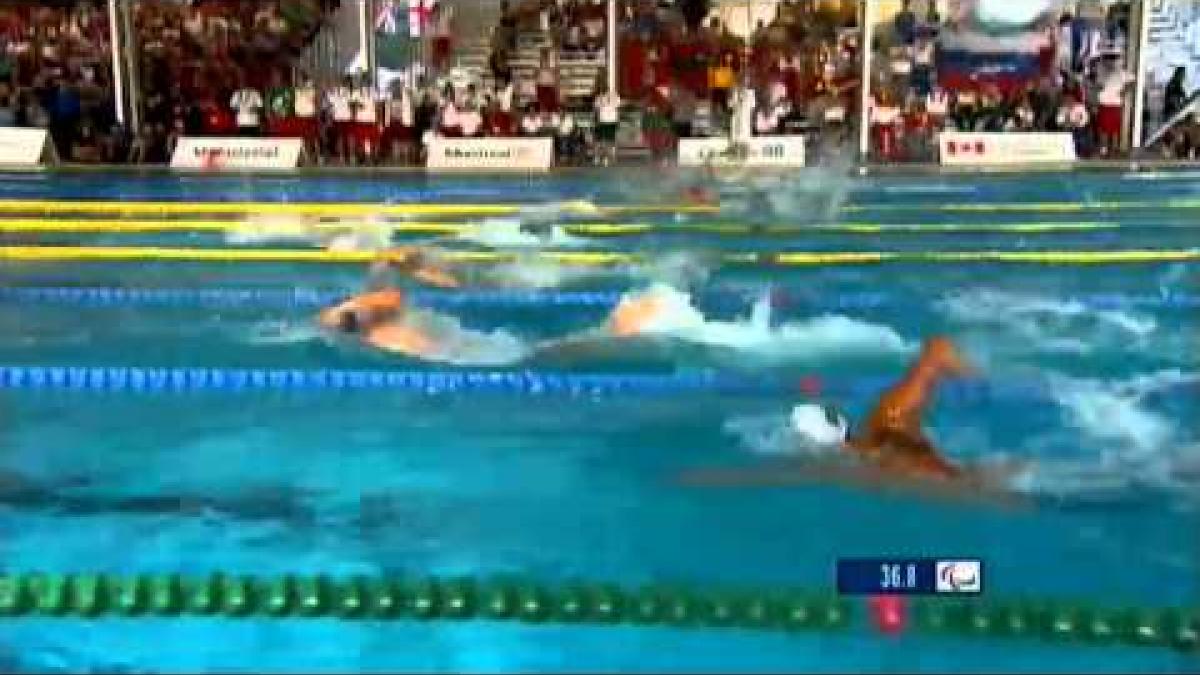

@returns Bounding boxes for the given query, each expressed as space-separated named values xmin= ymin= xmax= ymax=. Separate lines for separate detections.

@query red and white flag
xmin=408 ymin=0 xmax=437 ymax=37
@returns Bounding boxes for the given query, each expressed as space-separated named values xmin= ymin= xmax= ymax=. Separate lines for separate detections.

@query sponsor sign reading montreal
xmin=678 ymin=136 xmax=806 ymax=167
xmin=938 ymin=132 xmax=1076 ymax=166
xmin=170 ymin=137 xmax=304 ymax=169
xmin=426 ymin=137 xmax=553 ymax=171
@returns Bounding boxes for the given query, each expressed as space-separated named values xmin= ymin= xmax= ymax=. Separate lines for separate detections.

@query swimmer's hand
xmin=317 ymin=307 xmax=343 ymax=331
xmin=412 ymin=264 xmax=462 ymax=288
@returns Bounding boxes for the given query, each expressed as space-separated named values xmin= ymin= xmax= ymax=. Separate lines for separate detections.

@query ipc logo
xmin=935 ymin=560 xmax=982 ymax=593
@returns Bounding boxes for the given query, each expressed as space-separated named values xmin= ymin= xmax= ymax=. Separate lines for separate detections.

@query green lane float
xmin=0 ymin=573 xmax=1191 ymax=654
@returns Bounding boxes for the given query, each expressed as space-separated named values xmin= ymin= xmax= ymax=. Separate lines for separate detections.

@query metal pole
xmin=607 ymin=0 xmax=617 ymax=95
xmin=106 ymin=0 xmax=125 ymax=128
xmin=120 ymin=0 xmax=140 ymax=132
xmin=1130 ymin=0 xmax=1151 ymax=149
xmin=858 ymin=0 xmax=875 ymax=161
xmin=355 ymin=0 xmax=369 ymax=76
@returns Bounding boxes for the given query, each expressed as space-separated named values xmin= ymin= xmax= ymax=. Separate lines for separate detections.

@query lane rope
xmin=2 ymin=246 xmax=1197 ymax=265
xmin=0 ymin=218 xmax=1125 ymax=236
xmin=0 ymin=365 xmax=1049 ymax=402
xmin=2 ymin=286 xmax=1197 ymax=311
xmin=0 ymin=200 xmax=718 ymax=217
xmin=1 ymin=198 xmax=1199 ymax=216
xmin=0 ymin=573 xmax=1193 ymax=653
xmin=842 ymin=198 xmax=1200 ymax=213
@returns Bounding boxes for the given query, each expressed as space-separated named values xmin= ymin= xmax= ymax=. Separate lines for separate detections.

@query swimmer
xmin=369 ymin=246 xmax=461 ymax=289
xmin=683 ymin=337 xmax=1011 ymax=495
xmin=317 ymin=286 xmax=441 ymax=359
xmin=842 ymin=336 xmax=975 ymax=481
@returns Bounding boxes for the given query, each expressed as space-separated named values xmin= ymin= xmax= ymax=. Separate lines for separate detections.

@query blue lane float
xmin=1 ymin=286 xmax=1196 ymax=311
xmin=0 ymin=365 xmax=1049 ymax=403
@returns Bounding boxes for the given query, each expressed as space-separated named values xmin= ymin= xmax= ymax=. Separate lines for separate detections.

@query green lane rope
xmin=0 ymin=574 xmax=1193 ymax=653
xmin=0 ymin=573 xmax=848 ymax=632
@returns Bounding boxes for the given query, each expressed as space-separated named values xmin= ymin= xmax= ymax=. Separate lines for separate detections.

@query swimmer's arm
xmin=410 ymin=263 xmax=462 ymax=289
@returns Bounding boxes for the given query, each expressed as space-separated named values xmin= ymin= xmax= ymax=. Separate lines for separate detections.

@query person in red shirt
xmin=483 ymin=99 xmax=516 ymax=136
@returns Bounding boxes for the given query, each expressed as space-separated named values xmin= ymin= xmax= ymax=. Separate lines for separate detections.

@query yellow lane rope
xmin=842 ymin=199 xmax=1200 ymax=213
xmin=0 ymin=198 xmax=1196 ymax=216
xmin=2 ymin=246 xmax=1195 ymax=265
xmin=0 ymin=218 xmax=1120 ymax=236
xmin=0 ymin=200 xmax=717 ymax=217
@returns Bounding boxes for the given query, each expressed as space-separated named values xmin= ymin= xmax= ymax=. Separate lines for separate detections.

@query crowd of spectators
xmin=866 ymin=1 xmax=1139 ymax=162
xmin=4 ymin=0 xmax=1200 ymax=166
xmin=0 ymin=1 xmax=118 ymax=162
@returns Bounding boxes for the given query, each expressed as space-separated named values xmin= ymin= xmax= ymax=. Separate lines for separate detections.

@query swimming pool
xmin=0 ymin=169 xmax=1196 ymax=673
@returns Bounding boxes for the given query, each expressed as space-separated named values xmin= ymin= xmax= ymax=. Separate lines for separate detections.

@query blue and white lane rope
xmin=0 ymin=365 xmax=1054 ymax=403
xmin=2 ymin=287 xmax=1197 ymax=311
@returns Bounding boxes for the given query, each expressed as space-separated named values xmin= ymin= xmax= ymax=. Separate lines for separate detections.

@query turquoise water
xmin=0 ymin=170 xmax=1196 ymax=673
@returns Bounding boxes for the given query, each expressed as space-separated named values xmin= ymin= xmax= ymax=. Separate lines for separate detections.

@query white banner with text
xmin=677 ymin=135 xmax=806 ymax=168
xmin=170 ymin=137 xmax=304 ymax=170
xmin=0 ymin=127 xmax=56 ymax=166
xmin=938 ymin=132 xmax=1076 ymax=166
xmin=426 ymin=137 xmax=554 ymax=172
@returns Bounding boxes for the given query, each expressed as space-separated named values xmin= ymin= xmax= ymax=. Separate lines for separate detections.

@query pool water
xmin=0 ymin=169 xmax=1196 ymax=673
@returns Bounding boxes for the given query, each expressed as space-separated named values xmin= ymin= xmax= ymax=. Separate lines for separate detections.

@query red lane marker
xmin=868 ymin=595 xmax=907 ymax=635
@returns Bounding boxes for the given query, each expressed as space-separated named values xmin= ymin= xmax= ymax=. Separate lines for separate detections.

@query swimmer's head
xmin=337 ymin=311 xmax=362 ymax=334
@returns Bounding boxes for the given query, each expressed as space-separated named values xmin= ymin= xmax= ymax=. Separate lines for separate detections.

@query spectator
xmin=326 ymin=76 xmax=355 ymax=162
xmin=483 ymin=96 xmax=515 ymax=137
xmin=870 ymin=89 xmax=901 ymax=161
xmin=1095 ymin=55 xmax=1133 ymax=156
xmin=384 ymin=83 xmax=415 ymax=163
xmin=893 ymin=0 xmax=916 ymax=47
xmin=535 ymin=48 xmax=559 ymax=112
xmin=293 ymin=74 xmax=320 ymax=159
xmin=1163 ymin=66 xmax=1188 ymax=122
xmin=593 ymin=86 xmax=620 ymax=161
xmin=1056 ymin=92 xmax=1090 ymax=156
xmin=708 ymin=51 xmax=735 ymax=110
xmin=519 ymin=104 xmax=541 ymax=136
xmin=264 ymin=71 xmax=294 ymax=137
xmin=458 ymin=99 xmax=483 ymax=138
xmin=230 ymin=79 xmax=263 ymax=137
xmin=431 ymin=4 xmax=454 ymax=72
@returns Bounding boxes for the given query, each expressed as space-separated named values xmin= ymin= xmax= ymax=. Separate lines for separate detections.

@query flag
xmin=375 ymin=0 xmax=399 ymax=34
xmin=937 ymin=25 xmax=1053 ymax=93
xmin=408 ymin=0 xmax=437 ymax=38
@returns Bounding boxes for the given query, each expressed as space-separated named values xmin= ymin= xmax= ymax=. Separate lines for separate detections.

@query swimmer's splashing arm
xmin=369 ymin=248 xmax=462 ymax=289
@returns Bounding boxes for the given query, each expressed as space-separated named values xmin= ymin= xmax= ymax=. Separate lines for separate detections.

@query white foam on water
xmin=454 ymin=217 xmax=587 ymax=249
xmin=224 ymin=214 xmax=395 ymax=252
xmin=612 ymin=283 xmax=914 ymax=364
xmin=390 ymin=309 xmax=532 ymax=367
xmin=937 ymin=288 xmax=1157 ymax=356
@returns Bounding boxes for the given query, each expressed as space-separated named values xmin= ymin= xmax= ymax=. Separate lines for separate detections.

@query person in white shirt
xmin=496 ymin=79 xmax=515 ymax=114
xmin=1095 ymin=57 xmax=1134 ymax=156
xmin=730 ymin=85 xmax=756 ymax=144
xmin=326 ymin=77 xmax=356 ymax=162
xmin=348 ymin=82 xmax=381 ymax=163
xmin=592 ymin=89 xmax=621 ymax=165
xmin=293 ymin=77 xmax=319 ymax=147
xmin=871 ymin=92 xmax=902 ymax=161
xmin=230 ymin=85 xmax=264 ymax=136
xmin=753 ymin=106 xmax=778 ymax=136
xmin=520 ymin=106 xmax=542 ymax=136
xmin=458 ymin=105 xmax=483 ymax=137
xmin=439 ymin=100 xmax=463 ymax=137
